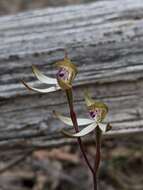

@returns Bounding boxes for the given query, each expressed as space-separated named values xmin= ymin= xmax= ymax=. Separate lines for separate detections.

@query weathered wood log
xmin=0 ymin=0 xmax=143 ymax=151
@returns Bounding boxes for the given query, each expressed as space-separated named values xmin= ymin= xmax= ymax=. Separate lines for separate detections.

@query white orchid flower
xmin=22 ymin=53 xmax=77 ymax=92
xmin=54 ymin=92 xmax=112 ymax=137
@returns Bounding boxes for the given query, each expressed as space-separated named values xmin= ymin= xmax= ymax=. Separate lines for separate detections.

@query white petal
xmin=32 ymin=65 xmax=57 ymax=84
xmin=99 ymin=123 xmax=110 ymax=132
xmin=62 ymin=122 xmax=97 ymax=137
xmin=22 ymin=80 xmax=60 ymax=93
xmin=54 ymin=111 xmax=93 ymax=126
xmin=77 ymin=118 xmax=93 ymax=126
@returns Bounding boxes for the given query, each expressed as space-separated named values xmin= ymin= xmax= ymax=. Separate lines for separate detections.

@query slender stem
xmin=66 ymin=89 xmax=95 ymax=174
xmin=94 ymin=125 xmax=102 ymax=190
xmin=65 ymin=89 xmax=101 ymax=190
xmin=93 ymin=173 xmax=97 ymax=190
xmin=94 ymin=126 xmax=101 ymax=172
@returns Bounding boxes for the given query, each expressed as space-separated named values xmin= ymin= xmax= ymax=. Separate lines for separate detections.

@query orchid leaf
xmin=32 ymin=65 xmax=57 ymax=84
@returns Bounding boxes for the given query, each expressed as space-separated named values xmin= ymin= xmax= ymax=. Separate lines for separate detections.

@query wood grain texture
xmin=0 ymin=0 xmax=143 ymax=151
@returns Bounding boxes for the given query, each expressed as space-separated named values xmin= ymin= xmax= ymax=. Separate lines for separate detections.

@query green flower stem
xmin=65 ymin=89 xmax=95 ymax=174
xmin=94 ymin=125 xmax=102 ymax=190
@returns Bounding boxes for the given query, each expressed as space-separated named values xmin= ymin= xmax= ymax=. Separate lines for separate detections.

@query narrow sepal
xmin=61 ymin=122 xmax=97 ymax=138
xmin=53 ymin=111 xmax=93 ymax=126
xmin=84 ymin=90 xmax=95 ymax=107
xmin=32 ymin=65 xmax=57 ymax=84
xmin=22 ymin=80 xmax=60 ymax=93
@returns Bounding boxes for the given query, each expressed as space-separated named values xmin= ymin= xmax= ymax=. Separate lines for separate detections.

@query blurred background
xmin=0 ymin=1 xmax=142 ymax=190
xmin=0 ymin=0 xmax=95 ymax=15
